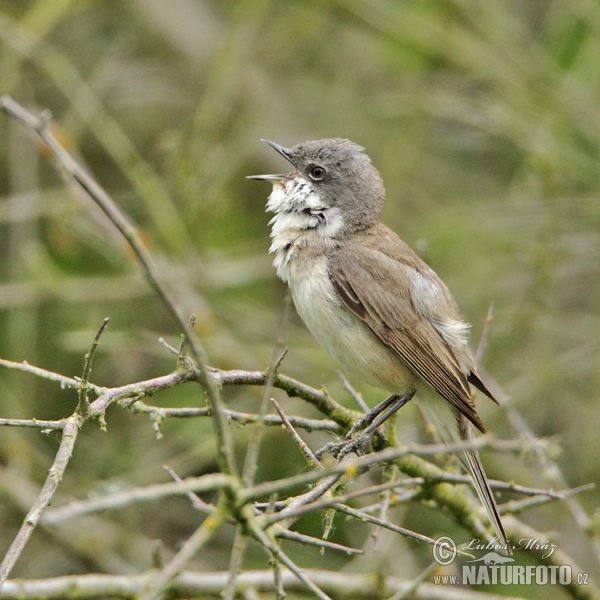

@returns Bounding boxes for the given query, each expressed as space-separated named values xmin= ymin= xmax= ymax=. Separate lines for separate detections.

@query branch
xmin=77 ymin=318 xmax=110 ymax=416
xmin=0 ymin=569 xmax=529 ymax=599
xmin=212 ymin=368 xmax=353 ymax=425
xmin=128 ymin=400 xmax=340 ymax=433
xmin=138 ymin=499 xmax=229 ymax=600
xmin=43 ymin=473 xmax=235 ymax=525
xmin=0 ymin=418 xmax=65 ymax=430
xmin=0 ymin=415 xmax=83 ymax=586
xmin=0 ymin=357 xmax=105 ymax=393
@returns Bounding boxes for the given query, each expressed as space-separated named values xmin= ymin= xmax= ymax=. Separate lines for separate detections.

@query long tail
xmin=456 ymin=413 xmax=510 ymax=553
xmin=418 ymin=393 xmax=510 ymax=552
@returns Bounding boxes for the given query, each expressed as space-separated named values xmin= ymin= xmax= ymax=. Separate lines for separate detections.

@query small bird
xmin=248 ymin=138 xmax=508 ymax=549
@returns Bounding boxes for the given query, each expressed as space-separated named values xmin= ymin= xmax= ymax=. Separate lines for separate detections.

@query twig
xmin=158 ymin=337 xmax=179 ymax=356
xmin=475 ymin=301 xmax=494 ymax=367
xmin=0 ymin=415 xmax=83 ymax=586
xmin=0 ymin=418 xmax=65 ymax=430
xmin=501 ymin=516 xmax=600 ymax=600
xmin=128 ymin=400 xmax=340 ymax=432
xmin=77 ymin=318 xmax=110 ymax=417
xmin=87 ymin=368 xmax=197 ymax=417
xmin=275 ymin=529 xmax=363 ymax=555
xmin=212 ymin=368 xmax=353 ymax=425
xmin=244 ymin=510 xmax=333 ymax=600
xmin=335 ymin=502 xmax=470 ymax=552
xmin=242 ymin=291 xmax=291 ymax=486
xmin=223 ymin=525 xmax=248 ymax=600
xmin=0 ymin=98 xmax=178 ymax=336
xmin=264 ymin=484 xmax=473 ymax=557
xmin=240 ymin=439 xmax=524 ymax=504
xmin=422 ymin=472 xmax=592 ymax=500
xmin=138 ymin=499 xmax=229 ymax=600
xmin=271 ymin=556 xmax=285 ymax=600
xmin=373 ymin=464 xmax=399 ymax=549
xmin=156 ymin=471 xmax=366 ymax=559
xmin=496 ymin=376 xmax=600 ymax=565
xmin=0 ymin=359 xmax=350 ymax=432
xmin=162 ymin=465 xmax=215 ymax=513
xmin=0 ymin=357 xmax=105 ymax=393
xmin=498 ymin=484 xmax=595 ymax=515
xmin=243 ymin=588 xmax=261 ymax=600
xmin=359 ymin=489 xmax=421 ymax=514
xmin=43 ymin=473 xmax=235 ymax=525
xmin=338 ymin=371 xmax=369 ymax=412
xmin=388 ymin=561 xmax=438 ymax=600
xmin=271 ymin=398 xmax=321 ymax=466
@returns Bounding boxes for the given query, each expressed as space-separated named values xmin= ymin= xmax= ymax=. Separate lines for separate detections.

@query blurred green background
xmin=0 ymin=0 xmax=599 ymax=597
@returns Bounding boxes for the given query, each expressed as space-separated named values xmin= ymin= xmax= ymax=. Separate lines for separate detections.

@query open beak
xmin=261 ymin=139 xmax=294 ymax=165
xmin=247 ymin=140 xmax=295 ymax=182
xmin=246 ymin=173 xmax=292 ymax=182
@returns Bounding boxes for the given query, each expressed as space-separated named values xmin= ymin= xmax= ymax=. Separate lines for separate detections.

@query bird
xmin=248 ymin=137 xmax=509 ymax=550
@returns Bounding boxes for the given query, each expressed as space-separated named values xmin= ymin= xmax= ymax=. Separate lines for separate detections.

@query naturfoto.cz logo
xmin=432 ymin=536 xmax=590 ymax=587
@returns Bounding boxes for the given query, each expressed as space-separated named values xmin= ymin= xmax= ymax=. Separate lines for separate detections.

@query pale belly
xmin=286 ymin=254 xmax=417 ymax=396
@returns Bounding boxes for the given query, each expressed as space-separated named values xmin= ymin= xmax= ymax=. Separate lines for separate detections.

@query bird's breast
xmin=286 ymin=251 xmax=416 ymax=394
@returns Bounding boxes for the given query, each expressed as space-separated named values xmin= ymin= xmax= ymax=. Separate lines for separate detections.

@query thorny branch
xmin=0 ymin=569 xmax=531 ymax=600
xmin=0 ymin=352 xmax=597 ymax=598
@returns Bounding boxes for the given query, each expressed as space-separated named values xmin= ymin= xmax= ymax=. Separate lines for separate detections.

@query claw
xmin=316 ymin=391 xmax=415 ymax=462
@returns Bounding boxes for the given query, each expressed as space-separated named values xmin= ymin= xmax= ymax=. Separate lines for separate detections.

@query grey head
xmin=248 ymin=138 xmax=386 ymax=237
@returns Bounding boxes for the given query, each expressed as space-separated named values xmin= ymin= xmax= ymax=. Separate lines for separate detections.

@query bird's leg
xmin=346 ymin=392 xmax=412 ymax=439
xmin=316 ymin=391 xmax=415 ymax=460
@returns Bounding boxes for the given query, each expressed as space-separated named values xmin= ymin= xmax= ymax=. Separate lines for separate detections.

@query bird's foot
xmin=316 ymin=392 xmax=415 ymax=462
xmin=315 ymin=430 xmax=380 ymax=462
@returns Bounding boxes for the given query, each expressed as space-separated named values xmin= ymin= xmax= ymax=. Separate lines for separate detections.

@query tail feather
xmin=457 ymin=414 xmax=511 ymax=553
xmin=417 ymin=392 xmax=510 ymax=553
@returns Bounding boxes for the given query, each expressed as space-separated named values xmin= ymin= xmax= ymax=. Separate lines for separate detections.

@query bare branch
xmin=128 ymin=399 xmax=340 ymax=432
xmin=0 ymin=418 xmax=65 ymax=430
xmin=0 ymin=416 xmax=83 ymax=586
xmin=212 ymin=368 xmax=354 ymax=425
xmin=138 ymin=499 xmax=229 ymax=600
xmin=242 ymin=292 xmax=291 ymax=487
xmin=0 ymin=357 xmax=105 ymax=393
xmin=77 ymin=317 xmax=110 ymax=417
xmin=43 ymin=473 xmax=235 ymax=525
xmin=162 ymin=465 xmax=216 ymax=514
xmin=475 ymin=301 xmax=495 ymax=367
xmin=338 ymin=371 xmax=369 ymax=412
xmin=271 ymin=397 xmax=321 ymax=466
xmin=240 ymin=439 xmax=521 ymax=504
xmin=498 ymin=484 xmax=595 ymax=516
xmin=245 ymin=511 xmax=333 ymax=600
xmin=223 ymin=526 xmax=248 ymax=600
xmin=337 ymin=502 xmax=473 ymax=553
xmin=275 ymin=529 xmax=363 ymax=555
xmin=0 ymin=569 xmax=530 ymax=599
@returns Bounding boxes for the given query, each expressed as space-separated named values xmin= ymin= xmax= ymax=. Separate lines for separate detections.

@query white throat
xmin=266 ymin=176 xmax=344 ymax=281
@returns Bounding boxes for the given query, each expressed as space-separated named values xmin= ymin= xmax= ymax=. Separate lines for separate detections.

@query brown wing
xmin=329 ymin=247 xmax=486 ymax=433
xmin=468 ymin=370 xmax=500 ymax=405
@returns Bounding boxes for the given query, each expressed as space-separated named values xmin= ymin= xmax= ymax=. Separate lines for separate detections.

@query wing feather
xmin=329 ymin=246 xmax=486 ymax=433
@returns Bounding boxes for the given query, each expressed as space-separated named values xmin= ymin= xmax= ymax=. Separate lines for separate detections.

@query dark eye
xmin=308 ymin=165 xmax=326 ymax=180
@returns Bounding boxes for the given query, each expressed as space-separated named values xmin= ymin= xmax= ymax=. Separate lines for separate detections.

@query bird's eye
xmin=308 ymin=165 xmax=326 ymax=181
